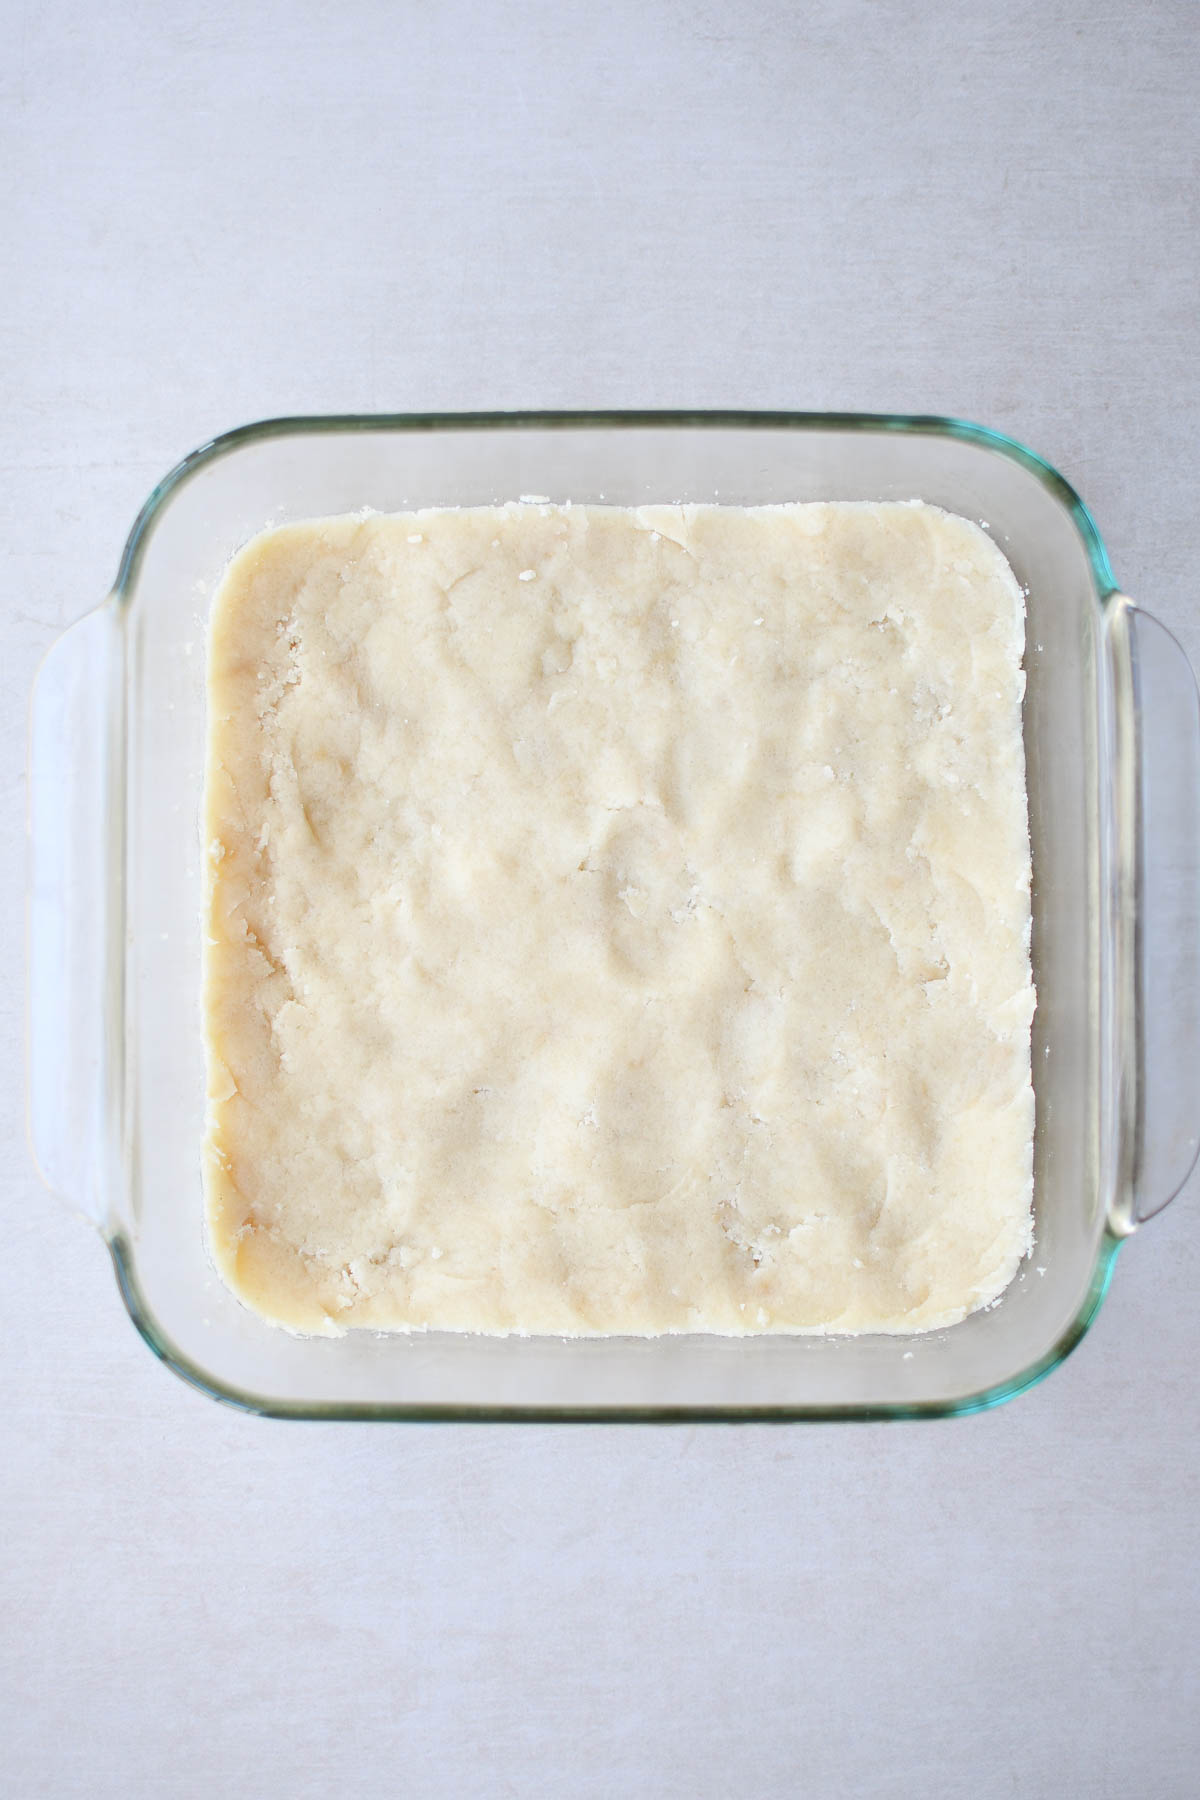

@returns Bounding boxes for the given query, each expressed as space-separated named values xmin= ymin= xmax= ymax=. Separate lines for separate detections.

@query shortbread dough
xmin=203 ymin=501 xmax=1035 ymax=1335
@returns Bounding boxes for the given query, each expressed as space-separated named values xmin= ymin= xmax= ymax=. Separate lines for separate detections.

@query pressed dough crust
xmin=202 ymin=501 xmax=1035 ymax=1336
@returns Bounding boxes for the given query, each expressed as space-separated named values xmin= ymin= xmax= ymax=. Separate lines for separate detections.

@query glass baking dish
xmin=27 ymin=413 xmax=1200 ymax=1419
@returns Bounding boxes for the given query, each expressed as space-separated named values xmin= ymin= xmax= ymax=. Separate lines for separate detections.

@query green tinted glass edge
xmin=110 ymin=1230 xmax=1122 ymax=1423
xmin=114 ymin=411 xmax=1118 ymax=601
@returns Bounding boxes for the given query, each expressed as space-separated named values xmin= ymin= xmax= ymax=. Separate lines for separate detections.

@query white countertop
xmin=5 ymin=4 xmax=1199 ymax=1795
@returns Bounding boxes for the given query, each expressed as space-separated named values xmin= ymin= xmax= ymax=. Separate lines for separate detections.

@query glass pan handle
xmin=27 ymin=602 xmax=123 ymax=1230
xmin=1127 ymin=602 xmax=1200 ymax=1221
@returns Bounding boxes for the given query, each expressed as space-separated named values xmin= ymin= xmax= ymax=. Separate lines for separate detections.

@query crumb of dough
xmin=202 ymin=502 xmax=1035 ymax=1336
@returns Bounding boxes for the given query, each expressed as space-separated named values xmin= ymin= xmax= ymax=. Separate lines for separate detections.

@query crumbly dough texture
xmin=203 ymin=501 xmax=1035 ymax=1336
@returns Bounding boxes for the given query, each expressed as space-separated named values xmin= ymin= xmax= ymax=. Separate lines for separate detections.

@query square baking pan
xmin=27 ymin=412 xmax=1200 ymax=1419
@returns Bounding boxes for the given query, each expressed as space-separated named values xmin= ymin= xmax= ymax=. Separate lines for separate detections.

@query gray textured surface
xmin=5 ymin=3 xmax=1199 ymax=1796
